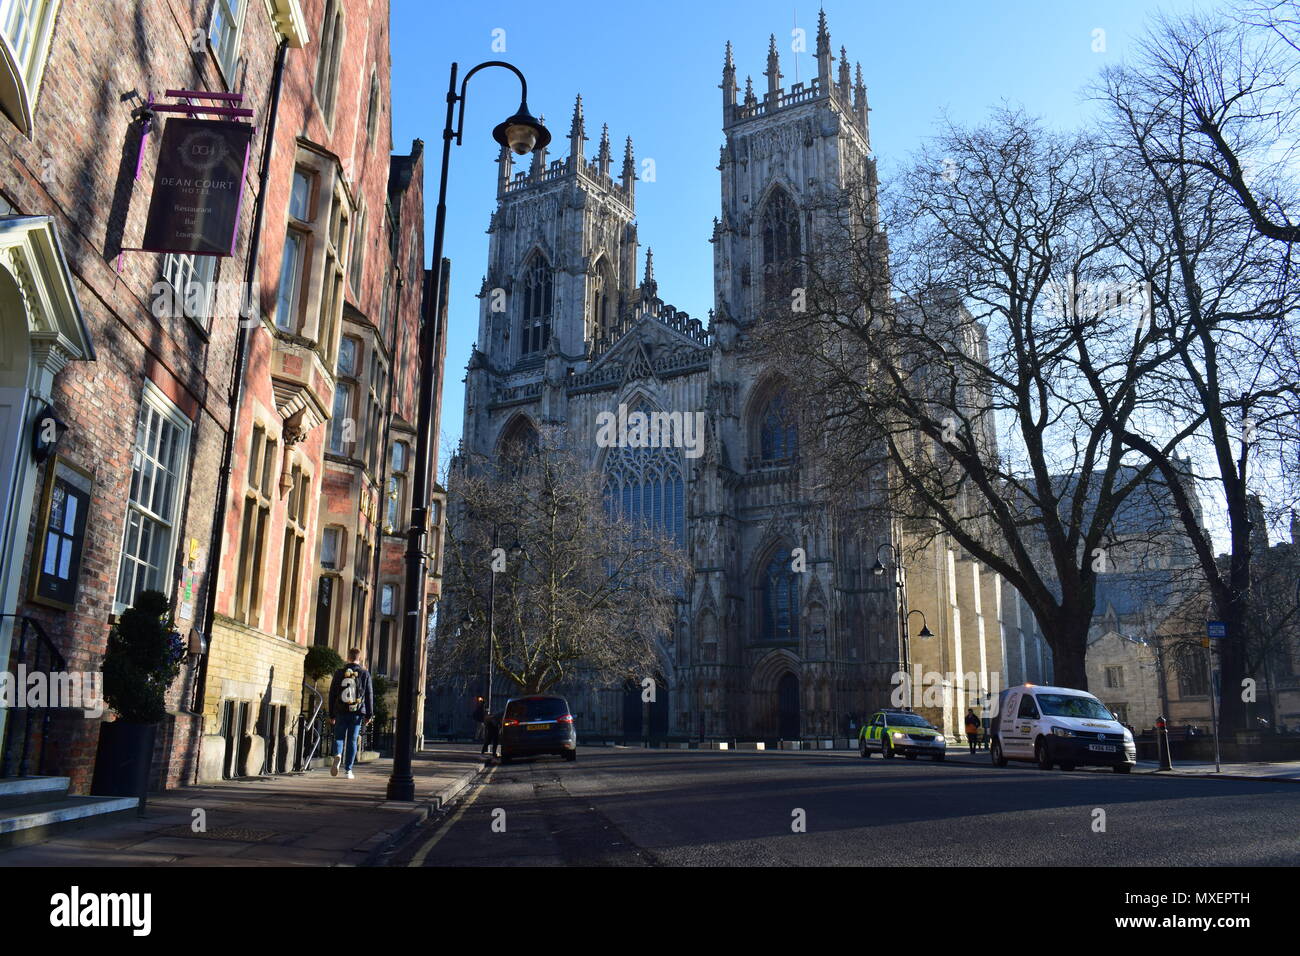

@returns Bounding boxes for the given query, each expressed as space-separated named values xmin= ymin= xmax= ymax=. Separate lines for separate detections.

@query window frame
xmin=113 ymin=381 xmax=192 ymax=614
xmin=0 ymin=0 xmax=61 ymax=135
xmin=208 ymin=0 xmax=247 ymax=86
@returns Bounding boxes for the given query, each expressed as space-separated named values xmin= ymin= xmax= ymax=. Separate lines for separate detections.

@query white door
xmin=0 ymin=386 xmax=27 ymax=555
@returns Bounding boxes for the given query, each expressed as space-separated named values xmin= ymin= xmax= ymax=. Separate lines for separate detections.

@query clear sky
xmin=390 ymin=0 xmax=1207 ymax=461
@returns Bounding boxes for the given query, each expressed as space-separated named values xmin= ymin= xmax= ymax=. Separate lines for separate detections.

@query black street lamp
xmin=871 ymin=542 xmax=932 ymax=689
xmin=387 ymin=61 xmax=549 ymax=802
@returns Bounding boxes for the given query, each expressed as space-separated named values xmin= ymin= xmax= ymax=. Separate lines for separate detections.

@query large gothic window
xmin=761 ymin=188 xmax=802 ymax=303
xmin=759 ymin=388 xmax=798 ymax=463
xmin=520 ymin=254 xmax=553 ymax=356
xmin=603 ymin=404 xmax=686 ymax=549
xmin=761 ymin=548 xmax=800 ymax=643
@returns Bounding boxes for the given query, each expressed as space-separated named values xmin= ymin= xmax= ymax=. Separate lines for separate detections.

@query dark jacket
xmin=328 ymin=662 xmax=374 ymax=719
xmin=964 ymin=713 xmax=980 ymax=732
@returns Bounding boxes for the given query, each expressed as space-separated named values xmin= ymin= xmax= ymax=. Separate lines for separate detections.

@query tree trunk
xmin=1044 ymin=611 xmax=1091 ymax=691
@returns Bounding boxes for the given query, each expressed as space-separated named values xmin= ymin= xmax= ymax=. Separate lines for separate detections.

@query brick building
xmin=0 ymin=0 xmax=305 ymax=794
xmin=0 ymin=0 xmax=437 ymax=799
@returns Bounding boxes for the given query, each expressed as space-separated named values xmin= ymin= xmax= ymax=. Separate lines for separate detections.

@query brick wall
xmin=1 ymin=0 xmax=279 ymax=793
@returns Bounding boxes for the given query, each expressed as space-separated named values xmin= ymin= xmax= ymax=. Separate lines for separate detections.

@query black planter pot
xmin=91 ymin=721 xmax=157 ymax=812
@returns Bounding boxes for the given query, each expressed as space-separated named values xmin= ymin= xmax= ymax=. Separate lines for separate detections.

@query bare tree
xmin=435 ymin=431 xmax=687 ymax=696
xmin=763 ymin=109 xmax=1181 ymax=690
xmin=1123 ymin=8 xmax=1300 ymax=243
xmin=1095 ymin=26 xmax=1300 ymax=733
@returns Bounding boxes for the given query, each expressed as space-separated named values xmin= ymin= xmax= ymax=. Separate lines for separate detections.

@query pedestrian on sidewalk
xmin=965 ymin=709 xmax=981 ymax=753
xmin=472 ymin=696 xmax=487 ymax=753
xmin=483 ymin=710 xmax=501 ymax=759
xmin=329 ymin=648 xmax=374 ymax=780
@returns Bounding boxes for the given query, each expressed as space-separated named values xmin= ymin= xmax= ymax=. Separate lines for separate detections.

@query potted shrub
xmin=91 ymin=590 xmax=184 ymax=810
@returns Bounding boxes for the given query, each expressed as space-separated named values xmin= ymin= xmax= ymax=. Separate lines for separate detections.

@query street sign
xmin=1206 ymin=621 xmax=1226 ymax=640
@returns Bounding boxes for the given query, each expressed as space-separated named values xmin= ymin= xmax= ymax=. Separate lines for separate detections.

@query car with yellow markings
xmin=858 ymin=709 xmax=947 ymax=761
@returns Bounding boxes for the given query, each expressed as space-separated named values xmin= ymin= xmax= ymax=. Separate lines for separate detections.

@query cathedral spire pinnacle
xmin=721 ymin=40 xmax=738 ymax=117
xmin=765 ymin=33 xmax=782 ymax=100
xmin=815 ymin=8 xmax=833 ymax=87
xmin=642 ymin=247 xmax=657 ymax=298
xmin=838 ymin=45 xmax=851 ymax=98
xmin=853 ymin=63 xmax=869 ymax=126
xmin=597 ymin=123 xmax=612 ymax=176
xmin=744 ymin=74 xmax=756 ymax=109
xmin=496 ymin=142 xmax=512 ymax=196
xmin=531 ymin=114 xmax=548 ymax=174
xmin=621 ymin=135 xmax=636 ymax=203
xmin=568 ymin=93 xmax=586 ymax=165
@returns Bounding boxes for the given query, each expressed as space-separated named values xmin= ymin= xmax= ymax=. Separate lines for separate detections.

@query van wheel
xmin=1113 ymin=764 xmax=1132 ymax=774
xmin=991 ymin=739 xmax=1008 ymax=767
xmin=1035 ymin=739 xmax=1053 ymax=771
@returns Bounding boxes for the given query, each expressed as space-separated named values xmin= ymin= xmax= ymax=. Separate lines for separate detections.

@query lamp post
xmin=872 ymin=543 xmax=932 ymax=706
xmin=387 ymin=61 xmax=549 ymax=802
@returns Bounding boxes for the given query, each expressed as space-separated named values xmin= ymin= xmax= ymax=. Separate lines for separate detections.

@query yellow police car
xmin=858 ymin=709 xmax=947 ymax=761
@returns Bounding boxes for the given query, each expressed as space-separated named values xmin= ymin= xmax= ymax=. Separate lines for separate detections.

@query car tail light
xmin=504 ymin=718 xmax=519 ymax=727
xmin=557 ymin=714 xmax=573 ymax=724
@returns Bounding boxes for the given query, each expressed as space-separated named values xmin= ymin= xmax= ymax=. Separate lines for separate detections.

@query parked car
xmin=989 ymin=684 xmax=1136 ymax=773
xmin=499 ymin=695 xmax=577 ymax=763
xmin=858 ymin=708 xmax=947 ymax=761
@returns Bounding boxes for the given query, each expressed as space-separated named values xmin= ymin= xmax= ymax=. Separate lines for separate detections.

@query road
xmin=388 ymin=748 xmax=1299 ymax=867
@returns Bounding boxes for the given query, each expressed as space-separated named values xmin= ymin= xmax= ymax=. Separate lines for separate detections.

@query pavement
xmin=2 ymin=741 xmax=1295 ymax=867
xmin=391 ymin=746 xmax=1300 ymax=867
xmin=0 ymin=746 xmax=487 ymax=867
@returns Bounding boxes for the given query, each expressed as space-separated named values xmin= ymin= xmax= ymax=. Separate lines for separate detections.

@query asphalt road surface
xmin=390 ymin=748 xmax=1299 ymax=867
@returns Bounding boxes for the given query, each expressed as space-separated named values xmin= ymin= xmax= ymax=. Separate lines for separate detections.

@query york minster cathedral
xmin=438 ymin=13 xmax=1053 ymax=742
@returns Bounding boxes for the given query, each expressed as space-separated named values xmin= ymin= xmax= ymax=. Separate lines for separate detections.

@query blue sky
xmin=391 ymin=0 xmax=1205 ymax=460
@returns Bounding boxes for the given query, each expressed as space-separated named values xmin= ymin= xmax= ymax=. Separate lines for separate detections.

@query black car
xmin=499 ymin=695 xmax=577 ymax=762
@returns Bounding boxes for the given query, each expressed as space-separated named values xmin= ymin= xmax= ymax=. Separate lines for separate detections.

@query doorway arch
xmin=777 ymin=672 xmax=800 ymax=739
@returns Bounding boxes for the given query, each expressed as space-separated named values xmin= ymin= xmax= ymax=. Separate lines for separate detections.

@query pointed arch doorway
xmin=777 ymin=672 xmax=800 ymax=739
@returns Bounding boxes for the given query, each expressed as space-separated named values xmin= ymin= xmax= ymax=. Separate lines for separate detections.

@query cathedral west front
xmin=444 ymin=13 xmax=1054 ymax=743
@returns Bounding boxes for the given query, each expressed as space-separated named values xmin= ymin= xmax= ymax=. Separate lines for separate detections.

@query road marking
xmin=408 ymin=764 xmax=497 ymax=867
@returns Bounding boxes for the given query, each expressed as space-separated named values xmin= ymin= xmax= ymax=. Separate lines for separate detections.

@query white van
xmin=989 ymin=684 xmax=1136 ymax=773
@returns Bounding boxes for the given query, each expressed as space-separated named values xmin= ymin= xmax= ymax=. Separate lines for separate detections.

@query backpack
xmin=339 ymin=666 xmax=364 ymax=714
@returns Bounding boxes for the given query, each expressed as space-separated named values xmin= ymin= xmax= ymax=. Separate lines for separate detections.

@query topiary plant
xmin=303 ymin=644 xmax=344 ymax=683
xmin=102 ymin=590 xmax=185 ymax=724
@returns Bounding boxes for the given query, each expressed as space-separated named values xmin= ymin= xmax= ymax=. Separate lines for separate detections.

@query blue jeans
xmin=333 ymin=713 xmax=363 ymax=771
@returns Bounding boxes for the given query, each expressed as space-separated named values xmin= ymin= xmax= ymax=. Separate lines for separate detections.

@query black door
xmin=778 ymin=672 xmax=800 ymax=739
xmin=313 ymin=576 xmax=333 ymax=647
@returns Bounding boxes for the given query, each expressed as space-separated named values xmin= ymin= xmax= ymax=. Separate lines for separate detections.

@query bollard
xmin=1155 ymin=715 xmax=1173 ymax=771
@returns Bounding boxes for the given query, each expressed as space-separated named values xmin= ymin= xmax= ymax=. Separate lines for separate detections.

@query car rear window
xmin=505 ymin=697 xmax=569 ymax=721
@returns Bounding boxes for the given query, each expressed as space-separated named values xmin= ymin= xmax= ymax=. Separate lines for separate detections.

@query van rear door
xmin=999 ymin=691 xmax=1020 ymax=755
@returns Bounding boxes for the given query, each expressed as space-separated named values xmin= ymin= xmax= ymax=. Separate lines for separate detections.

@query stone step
xmin=0 ymin=776 xmax=70 ymax=809
xmin=0 ymin=794 xmax=140 ymax=848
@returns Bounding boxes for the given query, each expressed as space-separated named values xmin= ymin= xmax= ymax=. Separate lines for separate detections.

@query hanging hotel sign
xmin=142 ymin=117 xmax=254 ymax=256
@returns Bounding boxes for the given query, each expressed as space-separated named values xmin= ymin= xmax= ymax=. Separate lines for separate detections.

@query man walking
xmin=329 ymin=648 xmax=374 ymax=779
xmin=472 ymin=696 xmax=487 ymax=754
xmin=965 ymin=708 xmax=981 ymax=753
xmin=483 ymin=709 xmax=501 ymax=760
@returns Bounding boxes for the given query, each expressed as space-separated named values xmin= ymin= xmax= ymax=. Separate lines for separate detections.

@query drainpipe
xmin=193 ymin=37 xmax=290 ymax=725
